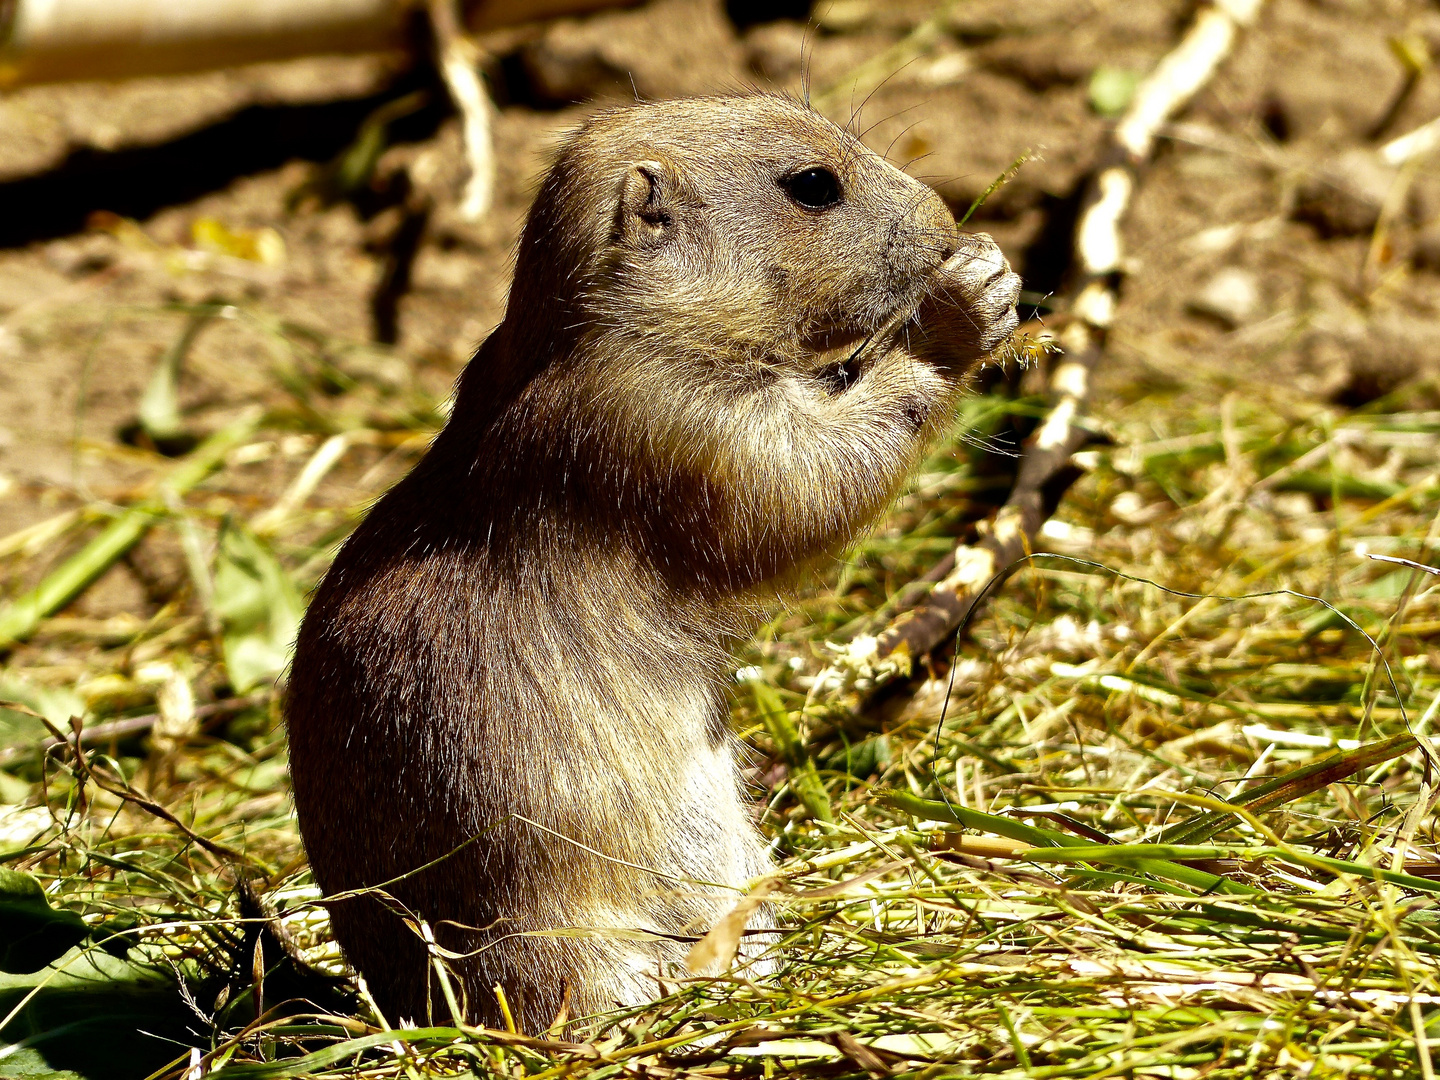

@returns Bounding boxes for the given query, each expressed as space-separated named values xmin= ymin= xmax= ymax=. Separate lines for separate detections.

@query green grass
xmin=1 ymin=298 xmax=1439 ymax=1078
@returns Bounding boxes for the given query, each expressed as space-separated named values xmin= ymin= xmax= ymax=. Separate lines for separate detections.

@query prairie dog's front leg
xmin=671 ymin=362 xmax=971 ymax=578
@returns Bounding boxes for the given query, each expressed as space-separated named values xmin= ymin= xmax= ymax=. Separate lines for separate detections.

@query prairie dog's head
xmin=506 ymin=95 xmax=972 ymax=369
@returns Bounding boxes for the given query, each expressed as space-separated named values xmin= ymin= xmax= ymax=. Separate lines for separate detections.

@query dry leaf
xmin=685 ymin=876 xmax=779 ymax=974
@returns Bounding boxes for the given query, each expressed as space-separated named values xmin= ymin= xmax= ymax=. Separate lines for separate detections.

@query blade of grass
xmin=958 ymin=150 xmax=1034 ymax=228
xmin=1016 ymin=842 xmax=1440 ymax=895
xmin=750 ymin=678 xmax=833 ymax=823
xmin=0 ymin=408 xmax=263 ymax=649
xmin=205 ymin=1027 xmax=465 ymax=1079
xmin=882 ymin=791 xmax=1255 ymax=894
xmin=138 ymin=310 xmax=213 ymax=446
xmin=1157 ymin=733 xmax=1418 ymax=845
xmin=882 ymin=791 xmax=1079 ymax=848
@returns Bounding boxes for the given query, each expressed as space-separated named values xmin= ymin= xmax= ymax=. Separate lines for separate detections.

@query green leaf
xmin=0 ymin=1048 xmax=86 ymax=1079
xmin=1089 ymin=66 xmax=1141 ymax=118
xmin=0 ymin=410 xmax=262 ymax=650
xmin=0 ymin=869 xmax=88 ymax=975
xmin=213 ymin=521 xmax=304 ymax=694
xmin=0 ymin=947 xmax=194 ymax=1079
xmin=828 ymin=734 xmax=891 ymax=778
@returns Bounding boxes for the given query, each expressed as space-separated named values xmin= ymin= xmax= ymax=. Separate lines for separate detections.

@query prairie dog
xmin=285 ymin=94 xmax=1019 ymax=1033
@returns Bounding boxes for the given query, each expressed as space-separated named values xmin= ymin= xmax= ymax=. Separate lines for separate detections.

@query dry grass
xmin=1 ymin=298 xmax=1439 ymax=1079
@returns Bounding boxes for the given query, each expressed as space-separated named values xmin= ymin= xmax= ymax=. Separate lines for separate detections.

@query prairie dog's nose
xmin=917 ymin=185 xmax=960 ymax=260
xmin=885 ymin=166 xmax=960 ymax=260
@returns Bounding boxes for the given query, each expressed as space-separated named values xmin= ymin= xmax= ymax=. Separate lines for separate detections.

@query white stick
xmin=429 ymin=0 xmax=494 ymax=221
xmin=1 ymin=0 xmax=406 ymax=83
xmin=1080 ymin=0 xmax=1266 ymax=285
xmin=1075 ymin=167 xmax=1134 ymax=277
xmin=1115 ymin=3 xmax=1259 ymax=160
xmin=1381 ymin=117 xmax=1440 ymax=167
xmin=854 ymin=0 xmax=1266 ymax=678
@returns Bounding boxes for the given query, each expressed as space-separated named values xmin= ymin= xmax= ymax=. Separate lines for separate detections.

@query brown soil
xmin=0 ymin=0 xmax=1437 ymax=615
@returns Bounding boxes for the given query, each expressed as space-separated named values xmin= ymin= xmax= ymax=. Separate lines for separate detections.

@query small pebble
xmin=1188 ymin=266 xmax=1261 ymax=328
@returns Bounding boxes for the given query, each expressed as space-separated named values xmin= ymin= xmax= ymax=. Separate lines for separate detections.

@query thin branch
xmin=37 ymin=714 xmax=252 ymax=865
xmin=0 ymin=696 xmax=262 ymax=769
xmin=838 ymin=0 xmax=1267 ymax=685
xmin=429 ymin=0 xmax=495 ymax=221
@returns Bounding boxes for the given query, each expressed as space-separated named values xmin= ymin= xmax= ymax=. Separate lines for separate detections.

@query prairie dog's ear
xmin=616 ymin=158 xmax=680 ymax=245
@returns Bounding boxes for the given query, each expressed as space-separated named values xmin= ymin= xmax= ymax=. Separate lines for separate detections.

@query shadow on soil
xmin=0 ymin=69 xmax=450 ymax=250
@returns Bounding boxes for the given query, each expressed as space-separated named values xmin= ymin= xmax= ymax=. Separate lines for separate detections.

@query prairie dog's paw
xmin=941 ymin=233 xmax=1022 ymax=350
xmin=912 ymin=233 xmax=1022 ymax=366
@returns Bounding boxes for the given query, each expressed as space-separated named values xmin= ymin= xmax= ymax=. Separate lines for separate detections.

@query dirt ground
xmin=0 ymin=0 xmax=1436 ymax=674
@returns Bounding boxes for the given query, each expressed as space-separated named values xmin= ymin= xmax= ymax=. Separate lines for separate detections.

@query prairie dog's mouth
xmin=799 ymin=325 xmax=868 ymax=360
xmin=798 ymin=299 xmax=917 ymax=366
xmin=798 ymin=297 xmax=925 ymax=391
xmin=798 ymin=324 xmax=876 ymax=394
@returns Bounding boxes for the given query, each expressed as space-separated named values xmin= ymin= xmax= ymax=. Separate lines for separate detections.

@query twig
xmin=0 ymin=696 xmax=262 ymax=769
xmin=429 ymin=0 xmax=495 ymax=221
xmin=1380 ymin=115 xmax=1440 ymax=168
xmin=35 ymin=714 xmax=250 ymax=865
xmin=842 ymin=0 xmax=1266 ymax=683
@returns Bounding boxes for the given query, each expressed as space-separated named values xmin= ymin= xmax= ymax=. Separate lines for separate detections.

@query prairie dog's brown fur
xmin=286 ymin=94 xmax=1019 ymax=1033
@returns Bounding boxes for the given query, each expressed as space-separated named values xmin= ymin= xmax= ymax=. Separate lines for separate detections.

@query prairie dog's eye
xmin=781 ymin=167 xmax=842 ymax=210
